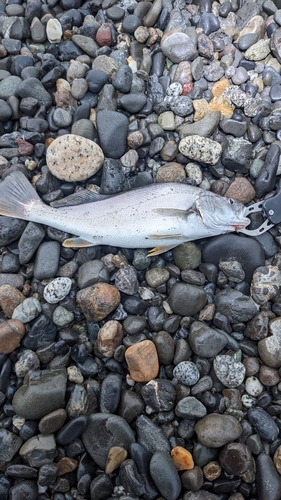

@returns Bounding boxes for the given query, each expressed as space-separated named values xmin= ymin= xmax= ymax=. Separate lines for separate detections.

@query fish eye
xmin=229 ymin=198 xmax=234 ymax=205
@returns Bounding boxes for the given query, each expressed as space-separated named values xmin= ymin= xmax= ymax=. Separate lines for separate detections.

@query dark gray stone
xmin=189 ymin=321 xmax=227 ymax=357
xmin=168 ymin=283 xmax=207 ymax=316
xmin=96 ymin=110 xmax=128 ymax=158
xmin=214 ymin=288 xmax=259 ymax=323
xmin=136 ymin=415 xmax=170 ymax=454
xmin=255 ymin=143 xmax=280 ymax=198
xmin=256 ymin=454 xmax=281 ymax=500
xmin=33 ymin=241 xmax=60 ymax=280
xmin=18 ymin=222 xmax=45 ymax=265
xmin=0 ymin=216 xmax=26 ymax=246
xmin=82 ymin=413 xmax=135 ymax=469
xmin=12 ymin=368 xmax=67 ymax=420
xmin=247 ymin=407 xmax=279 ymax=443
xmin=17 ymin=77 xmax=52 ymax=107
xmin=150 ymin=451 xmax=181 ymax=500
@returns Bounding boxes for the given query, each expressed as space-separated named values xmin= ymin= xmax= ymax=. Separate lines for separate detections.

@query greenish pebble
xmin=249 ymin=158 xmax=264 ymax=178
xmin=145 ymin=268 xmax=170 ymax=287
xmin=133 ymin=249 xmax=151 ymax=270
xmin=123 ymin=315 xmax=147 ymax=334
xmin=53 ymin=306 xmax=74 ymax=327
xmin=173 ymin=242 xmax=201 ymax=270
xmin=245 ymin=39 xmax=271 ymax=60
xmin=158 ymin=111 xmax=176 ymax=131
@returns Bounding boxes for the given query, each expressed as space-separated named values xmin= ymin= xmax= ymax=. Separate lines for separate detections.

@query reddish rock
xmin=39 ymin=409 xmax=67 ymax=435
xmin=0 ymin=285 xmax=25 ymax=318
xmin=0 ymin=319 xmax=25 ymax=354
xmin=57 ymin=457 xmax=77 ymax=476
xmin=76 ymin=283 xmax=120 ymax=322
xmin=125 ymin=340 xmax=159 ymax=382
xmin=225 ymin=177 xmax=256 ymax=204
xmin=16 ymin=138 xmax=34 ymax=156
xmin=96 ymin=23 xmax=112 ymax=47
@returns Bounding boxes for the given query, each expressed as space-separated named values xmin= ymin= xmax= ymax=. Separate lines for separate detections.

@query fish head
xmin=194 ymin=192 xmax=250 ymax=233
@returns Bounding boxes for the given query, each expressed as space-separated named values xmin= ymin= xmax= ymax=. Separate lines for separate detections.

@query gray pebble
xmin=12 ymin=297 xmax=42 ymax=323
xmin=150 ymin=451 xmax=181 ymax=500
xmin=0 ymin=429 xmax=22 ymax=462
xmin=189 ymin=321 xmax=227 ymax=357
xmin=33 ymin=241 xmax=61 ymax=280
xmin=175 ymin=396 xmax=207 ymax=419
xmin=173 ymin=361 xmax=200 ymax=386
xmin=213 ymin=354 xmax=246 ymax=388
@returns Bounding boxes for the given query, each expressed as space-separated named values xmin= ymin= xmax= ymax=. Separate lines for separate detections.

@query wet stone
xmin=125 ymin=340 xmax=159 ymax=382
xmin=0 ymin=216 xmax=26 ymax=247
xmin=19 ymin=434 xmax=57 ymax=468
xmin=219 ymin=443 xmax=252 ymax=476
xmin=141 ymin=379 xmax=176 ymax=412
xmin=153 ymin=330 xmax=175 ymax=365
xmin=82 ymin=413 xmax=135 ymax=469
xmin=169 ymin=283 xmax=207 ymax=316
xmin=195 ymin=414 xmax=242 ymax=448
xmin=173 ymin=361 xmax=200 ymax=386
xmin=251 ymin=265 xmax=281 ymax=305
xmin=213 ymin=355 xmax=246 ymax=388
xmin=0 ymin=319 xmax=25 ymax=354
xmin=12 ymin=297 xmax=41 ymax=323
xmin=33 ymin=241 xmax=60 ymax=280
xmin=247 ymin=407 xmax=279 ymax=443
xmin=114 ymin=265 xmax=139 ymax=295
xmin=0 ymin=429 xmax=22 ymax=462
xmin=76 ymin=283 xmax=120 ymax=322
xmin=39 ymin=409 xmax=67 ymax=435
xmin=136 ymin=414 xmax=170 ymax=454
xmin=12 ymin=368 xmax=67 ymax=420
xmin=18 ymin=222 xmax=45 ymax=265
xmin=175 ymin=396 xmax=207 ymax=419
xmin=189 ymin=321 xmax=227 ymax=358
xmin=9 ymin=480 xmax=38 ymax=500
xmin=214 ymin=288 xmax=259 ymax=323
xmin=100 ymin=373 xmax=122 ymax=413
xmin=179 ymin=135 xmax=222 ymax=165
xmin=150 ymin=451 xmax=181 ymax=500
xmin=221 ymin=138 xmax=253 ymax=172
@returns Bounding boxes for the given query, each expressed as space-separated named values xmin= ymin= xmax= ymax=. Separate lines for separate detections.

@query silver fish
xmin=0 ymin=170 xmax=269 ymax=256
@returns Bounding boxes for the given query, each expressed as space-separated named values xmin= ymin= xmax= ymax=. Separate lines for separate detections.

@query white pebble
xmin=241 ymin=394 xmax=256 ymax=408
xmin=245 ymin=376 xmax=263 ymax=397
xmin=138 ymin=287 xmax=155 ymax=300
xmin=46 ymin=18 xmax=63 ymax=44
xmin=185 ymin=162 xmax=203 ymax=185
xmin=44 ymin=277 xmax=72 ymax=304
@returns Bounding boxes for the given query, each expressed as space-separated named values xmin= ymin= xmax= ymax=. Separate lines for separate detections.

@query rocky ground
xmin=0 ymin=0 xmax=281 ymax=499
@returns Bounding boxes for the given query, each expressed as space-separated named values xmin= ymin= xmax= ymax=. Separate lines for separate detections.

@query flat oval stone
xmin=136 ymin=414 xmax=170 ymax=454
xmin=195 ymin=414 xmax=242 ymax=448
xmin=256 ymin=453 xmax=281 ymax=500
xmin=57 ymin=415 xmax=88 ymax=445
xmin=179 ymin=135 xmax=222 ymax=165
xmin=247 ymin=407 xmax=279 ymax=443
xmin=43 ymin=277 xmax=72 ymax=304
xmin=82 ymin=413 xmax=135 ymax=469
xmin=150 ymin=451 xmax=181 ymax=500
xmin=46 ymin=134 xmax=104 ymax=182
xmin=219 ymin=442 xmax=252 ymax=476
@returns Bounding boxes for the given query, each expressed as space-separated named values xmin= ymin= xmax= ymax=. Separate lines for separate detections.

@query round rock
xmin=76 ymin=283 xmax=120 ymax=322
xmin=213 ymin=355 xmax=246 ymax=388
xmin=195 ymin=414 xmax=242 ymax=448
xmin=46 ymin=134 xmax=104 ymax=182
xmin=173 ymin=361 xmax=200 ymax=386
xmin=43 ymin=277 xmax=72 ymax=304
xmin=150 ymin=451 xmax=181 ymax=500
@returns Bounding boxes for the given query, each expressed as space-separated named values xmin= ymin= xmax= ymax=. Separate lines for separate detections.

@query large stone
xmin=76 ymin=282 xmax=120 ymax=322
xmin=82 ymin=413 xmax=135 ymax=469
xmin=179 ymin=135 xmax=222 ymax=165
xmin=195 ymin=414 xmax=242 ymax=448
xmin=12 ymin=368 xmax=67 ymax=419
xmin=46 ymin=134 xmax=104 ymax=182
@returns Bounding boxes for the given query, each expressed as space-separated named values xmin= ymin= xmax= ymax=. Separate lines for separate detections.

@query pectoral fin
xmin=153 ymin=208 xmax=188 ymax=217
xmin=149 ymin=233 xmax=184 ymax=239
xmin=147 ymin=244 xmax=178 ymax=257
xmin=62 ymin=237 xmax=94 ymax=248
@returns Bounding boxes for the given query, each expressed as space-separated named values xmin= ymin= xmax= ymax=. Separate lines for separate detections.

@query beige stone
xmin=105 ymin=446 xmax=128 ymax=474
xmin=211 ymin=78 xmax=230 ymax=97
xmin=46 ymin=134 xmax=104 ymax=182
xmin=125 ymin=340 xmax=159 ymax=382
xmin=0 ymin=319 xmax=25 ymax=354
xmin=97 ymin=320 xmax=123 ymax=358
xmin=209 ymin=96 xmax=233 ymax=119
xmin=156 ymin=162 xmax=186 ymax=183
xmin=225 ymin=177 xmax=255 ymax=204
xmin=0 ymin=285 xmax=25 ymax=318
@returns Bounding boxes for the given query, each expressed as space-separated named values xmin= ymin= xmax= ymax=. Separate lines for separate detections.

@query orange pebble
xmin=171 ymin=446 xmax=194 ymax=471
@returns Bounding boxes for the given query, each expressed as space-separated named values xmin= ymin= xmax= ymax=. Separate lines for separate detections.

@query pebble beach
xmin=0 ymin=0 xmax=281 ymax=499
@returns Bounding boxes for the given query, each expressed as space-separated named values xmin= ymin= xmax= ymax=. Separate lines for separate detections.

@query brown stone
xmin=0 ymin=319 xmax=25 ymax=354
xmin=54 ymin=87 xmax=77 ymax=110
xmin=96 ymin=23 xmax=112 ymax=47
xmin=193 ymin=99 xmax=211 ymax=121
xmin=243 ymin=357 xmax=260 ymax=376
xmin=225 ymin=177 xmax=255 ymax=204
xmin=198 ymin=33 xmax=214 ymax=59
xmin=57 ymin=457 xmax=78 ymax=476
xmin=160 ymin=140 xmax=178 ymax=162
xmin=97 ymin=320 xmax=124 ymax=358
xmin=125 ymin=340 xmax=159 ymax=382
xmin=181 ymin=466 xmax=204 ymax=491
xmin=259 ymin=365 xmax=280 ymax=386
xmin=38 ymin=409 xmax=67 ymax=434
xmin=76 ymin=283 xmax=120 ymax=322
xmin=171 ymin=446 xmax=194 ymax=471
xmin=172 ymin=61 xmax=192 ymax=85
xmin=0 ymin=285 xmax=25 ymax=318
xmin=156 ymin=162 xmax=186 ymax=183
xmin=16 ymin=138 xmax=34 ymax=156
xmin=203 ymin=461 xmax=221 ymax=481
xmin=127 ymin=130 xmax=144 ymax=149
xmin=209 ymin=96 xmax=233 ymax=119
xmin=236 ymin=15 xmax=266 ymax=43
xmin=211 ymin=78 xmax=230 ymax=97
xmin=105 ymin=446 xmax=127 ymax=474
xmin=273 ymin=445 xmax=281 ymax=474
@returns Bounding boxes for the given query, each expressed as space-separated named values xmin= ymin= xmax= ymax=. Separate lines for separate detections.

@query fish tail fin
xmin=0 ymin=170 xmax=43 ymax=220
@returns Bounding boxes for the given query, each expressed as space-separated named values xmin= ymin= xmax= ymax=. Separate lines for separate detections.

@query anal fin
xmin=147 ymin=244 xmax=178 ymax=257
xmin=62 ymin=237 xmax=94 ymax=248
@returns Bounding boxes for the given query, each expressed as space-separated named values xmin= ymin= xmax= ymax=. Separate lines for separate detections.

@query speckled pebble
xmin=43 ymin=277 xmax=72 ymax=304
xmin=179 ymin=135 xmax=222 ymax=165
xmin=245 ymin=376 xmax=263 ymax=396
xmin=46 ymin=134 xmax=104 ymax=182
xmin=173 ymin=361 xmax=200 ymax=386
xmin=213 ymin=355 xmax=246 ymax=388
